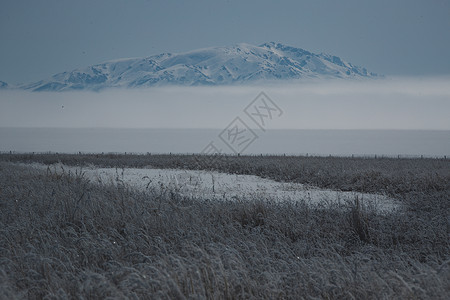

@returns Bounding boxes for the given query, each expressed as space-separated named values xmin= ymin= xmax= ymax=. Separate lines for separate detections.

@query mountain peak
xmin=22 ymin=43 xmax=379 ymax=91
xmin=260 ymin=41 xmax=283 ymax=48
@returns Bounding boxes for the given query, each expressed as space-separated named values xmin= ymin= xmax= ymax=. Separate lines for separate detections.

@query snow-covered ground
xmin=24 ymin=163 xmax=401 ymax=213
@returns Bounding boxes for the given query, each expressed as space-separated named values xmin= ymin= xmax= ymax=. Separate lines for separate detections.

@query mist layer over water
xmin=1 ymin=77 xmax=450 ymax=129
xmin=1 ymin=77 xmax=449 ymax=155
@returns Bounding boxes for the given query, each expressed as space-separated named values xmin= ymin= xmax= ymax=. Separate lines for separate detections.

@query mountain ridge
xmin=21 ymin=42 xmax=379 ymax=91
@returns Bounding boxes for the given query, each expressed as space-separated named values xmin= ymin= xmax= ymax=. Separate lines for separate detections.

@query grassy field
xmin=0 ymin=154 xmax=449 ymax=299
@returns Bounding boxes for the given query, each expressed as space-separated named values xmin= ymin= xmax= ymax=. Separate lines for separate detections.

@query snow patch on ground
xmin=23 ymin=163 xmax=401 ymax=213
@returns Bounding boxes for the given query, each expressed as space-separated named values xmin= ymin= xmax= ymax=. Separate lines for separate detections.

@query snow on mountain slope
xmin=22 ymin=42 xmax=379 ymax=91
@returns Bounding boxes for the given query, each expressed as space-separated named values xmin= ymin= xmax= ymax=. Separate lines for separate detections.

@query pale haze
xmin=1 ymin=78 xmax=449 ymax=130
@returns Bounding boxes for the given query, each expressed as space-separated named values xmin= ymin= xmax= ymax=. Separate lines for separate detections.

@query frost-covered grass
xmin=0 ymin=154 xmax=449 ymax=299
xmin=23 ymin=162 xmax=400 ymax=213
xmin=2 ymin=153 xmax=448 ymax=196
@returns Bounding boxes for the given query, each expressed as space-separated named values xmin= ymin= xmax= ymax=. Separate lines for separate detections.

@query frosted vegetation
xmin=25 ymin=163 xmax=400 ymax=213
xmin=0 ymin=154 xmax=449 ymax=299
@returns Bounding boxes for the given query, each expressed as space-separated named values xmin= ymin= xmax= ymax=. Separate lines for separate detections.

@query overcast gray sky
xmin=1 ymin=0 xmax=449 ymax=84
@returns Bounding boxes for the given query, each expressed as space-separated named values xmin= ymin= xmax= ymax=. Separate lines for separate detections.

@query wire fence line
xmin=0 ymin=150 xmax=448 ymax=160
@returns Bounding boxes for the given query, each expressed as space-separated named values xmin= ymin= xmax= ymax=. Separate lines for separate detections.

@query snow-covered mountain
xmin=0 ymin=81 xmax=8 ymax=89
xmin=23 ymin=42 xmax=378 ymax=91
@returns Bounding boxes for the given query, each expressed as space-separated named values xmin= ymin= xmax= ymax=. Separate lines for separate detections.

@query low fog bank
xmin=0 ymin=77 xmax=449 ymax=130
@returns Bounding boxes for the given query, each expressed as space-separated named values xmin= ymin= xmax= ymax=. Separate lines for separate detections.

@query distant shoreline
xmin=1 ymin=128 xmax=449 ymax=157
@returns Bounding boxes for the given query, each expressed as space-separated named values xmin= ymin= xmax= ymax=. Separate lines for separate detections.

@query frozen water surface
xmin=23 ymin=163 xmax=401 ymax=213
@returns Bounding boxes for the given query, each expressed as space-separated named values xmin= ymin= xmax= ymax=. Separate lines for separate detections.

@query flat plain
xmin=0 ymin=153 xmax=449 ymax=299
